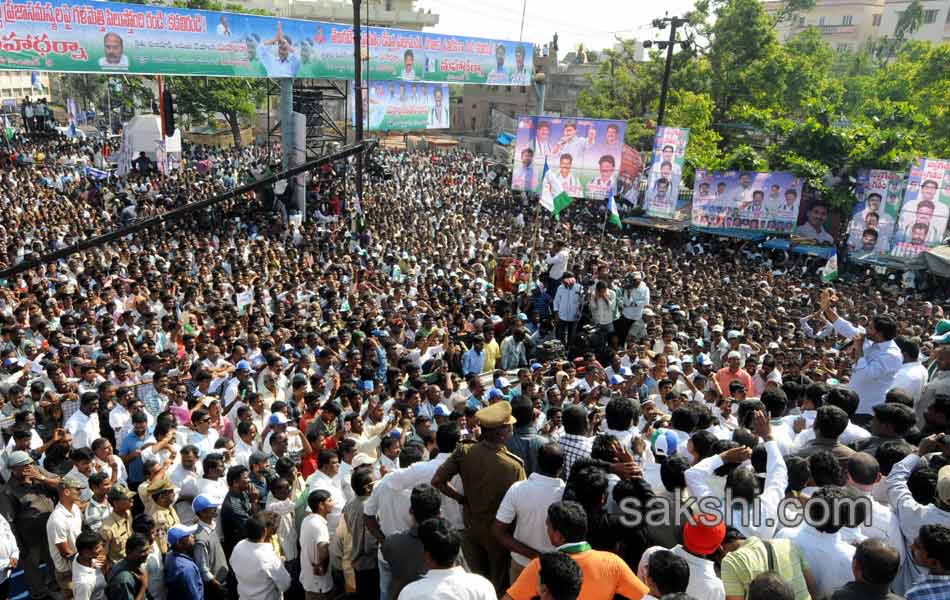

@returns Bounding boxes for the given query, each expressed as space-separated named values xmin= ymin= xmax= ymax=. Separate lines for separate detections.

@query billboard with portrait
xmin=510 ymin=116 xmax=627 ymax=200
xmin=890 ymin=158 xmax=950 ymax=258
xmin=643 ymin=127 xmax=689 ymax=219
xmin=617 ymin=144 xmax=643 ymax=203
xmin=350 ymin=82 xmax=449 ymax=131
xmin=0 ymin=0 xmax=533 ymax=83
xmin=846 ymin=169 xmax=904 ymax=258
xmin=690 ymin=170 xmax=804 ymax=234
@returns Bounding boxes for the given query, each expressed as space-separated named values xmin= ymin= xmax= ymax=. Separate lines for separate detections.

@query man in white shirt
xmin=640 ymin=514 xmax=726 ymax=600
xmin=553 ymin=274 xmax=582 ymax=346
xmin=889 ymin=336 xmax=929 ymax=404
xmin=46 ymin=476 xmax=85 ymax=595
xmin=65 ymin=392 xmax=100 ymax=449
xmin=306 ymin=450 xmax=346 ymax=537
xmin=365 ymin=444 xmax=426 ymax=600
xmin=397 ymin=517 xmax=496 ymax=600
xmin=231 ymin=515 xmax=292 ymax=600
xmin=824 ymin=301 xmax=902 ymax=423
xmin=372 ymin=427 xmax=464 ymax=530
xmin=685 ymin=411 xmax=787 ymax=540
xmin=775 ymin=486 xmax=856 ymax=598
xmin=543 ymin=240 xmax=569 ymax=285
xmin=300 ymin=489 xmax=335 ymax=599
xmin=494 ymin=443 xmax=565 ymax=584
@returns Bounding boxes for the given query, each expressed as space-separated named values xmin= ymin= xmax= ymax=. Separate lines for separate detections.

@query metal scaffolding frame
xmin=265 ymin=78 xmax=348 ymax=161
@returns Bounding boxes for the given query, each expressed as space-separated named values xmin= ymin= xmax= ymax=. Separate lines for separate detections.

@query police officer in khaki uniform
xmin=100 ymin=483 xmax=136 ymax=568
xmin=432 ymin=400 xmax=526 ymax=595
xmin=146 ymin=477 xmax=180 ymax=554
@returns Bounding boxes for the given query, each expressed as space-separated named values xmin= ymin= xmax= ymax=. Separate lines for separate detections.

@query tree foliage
xmin=577 ymin=0 xmax=950 ymax=214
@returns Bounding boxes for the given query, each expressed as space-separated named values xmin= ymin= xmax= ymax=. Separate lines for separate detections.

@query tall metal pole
xmin=518 ymin=0 xmax=527 ymax=42
xmin=353 ymin=0 xmax=363 ymax=144
xmin=353 ymin=0 xmax=364 ymax=213
xmin=656 ymin=19 xmax=679 ymax=128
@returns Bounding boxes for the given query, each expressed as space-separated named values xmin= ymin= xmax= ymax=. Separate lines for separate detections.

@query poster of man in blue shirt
xmin=257 ymin=22 xmax=301 ymax=78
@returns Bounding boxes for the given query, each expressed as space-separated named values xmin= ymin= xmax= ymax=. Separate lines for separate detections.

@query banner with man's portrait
xmin=643 ymin=127 xmax=690 ymax=219
xmin=690 ymin=170 xmax=803 ymax=234
xmin=890 ymin=158 xmax=950 ymax=259
xmin=846 ymin=169 xmax=904 ymax=258
xmin=510 ymin=115 xmax=627 ymax=200
xmin=350 ymin=82 xmax=450 ymax=131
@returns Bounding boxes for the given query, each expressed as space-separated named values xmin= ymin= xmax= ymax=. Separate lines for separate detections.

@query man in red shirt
xmin=715 ymin=351 xmax=754 ymax=399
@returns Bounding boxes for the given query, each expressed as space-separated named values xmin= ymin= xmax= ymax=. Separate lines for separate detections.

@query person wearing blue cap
xmin=192 ymin=494 xmax=229 ymax=600
xmin=164 ymin=524 xmax=203 ymax=600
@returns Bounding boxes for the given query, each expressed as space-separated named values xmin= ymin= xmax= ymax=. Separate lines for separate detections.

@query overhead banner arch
xmin=0 ymin=0 xmax=533 ymax=83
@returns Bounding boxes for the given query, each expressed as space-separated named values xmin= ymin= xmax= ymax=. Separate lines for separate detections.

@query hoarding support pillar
xmin=279 ymin=78 xmax=305 ymax=218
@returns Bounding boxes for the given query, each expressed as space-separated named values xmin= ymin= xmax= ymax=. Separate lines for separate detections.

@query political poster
xmin=846 ymin=169 xmax=904 ymax=258
xmin=690 ymin=171 xmax=804 ymax=234
xmin=643 ymin=127 xmax=689 ymax=219
xmin=510 ymin=115 xmax=626 ymax=200
xmin=890 ymin=158 xmax=950 ymax=259
xmin=0 ymin=0 xmax=533 ymax=84
xmin=794 ymin=187 xmax=840 ymax=245
xmin=350 ymin=82 xmax=449 ymax=131
xmin=617 ymin=145 xmax=643 ymax=203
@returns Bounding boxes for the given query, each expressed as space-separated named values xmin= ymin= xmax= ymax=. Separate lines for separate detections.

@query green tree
xmin=171 ymin=77 xmax=264 ymax=147
xmin=664 ymin=90 xmax=721 ymax=180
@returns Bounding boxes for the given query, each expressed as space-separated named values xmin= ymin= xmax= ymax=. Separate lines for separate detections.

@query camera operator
xmin=617 ymin=272 xmax=650 ymax=346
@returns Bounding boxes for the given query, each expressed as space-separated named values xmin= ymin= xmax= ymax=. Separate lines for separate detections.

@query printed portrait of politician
xmin=553 ymin=121 xmax=594 ymax=166
xmin=650 ymin=144 xmax=680 ymax=177
xmin=531 ymin=121 xmax=556 ymax=164
xmin=99 ymin=32 xmax=129 ymax=70
xmin=586 ymin=155 xmax=617 ymax=198
xmin=848 ymin=211 xmax=885 ymax=253
xmin=796 ymin=200 xmax=835 ymax=244
xmin=696 ymin=181 xmax=714 ymax=204
xmin=427 ymin=87 xmax=449 ymax=129
xmin=902 ymin=179 xmax=948 ymax=224
xmin=512 ymin=148 xmax=537 ymax=191
xmin=898 ymin=198 xmax=944 ymax=245
xmin=487 ymin=44 xmax=510 ymax=84
xmin=892 ymin=222 xmax=931 ymax=257
xmin=647 ymin=177 xmax=671 ymax=210
xmin=509 ymin=45 xmax=531 ymax=85
xmin=556 ymin=154 xmax=582 ymax=197
xmin=401 ymin=49 xmax=417 ymax=81
xmin=257 ymin=22 xmax=301 ymax=78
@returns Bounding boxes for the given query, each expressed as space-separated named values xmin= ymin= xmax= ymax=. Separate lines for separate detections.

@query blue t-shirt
xmin=119 ymin=431 xmax=148 ymax=482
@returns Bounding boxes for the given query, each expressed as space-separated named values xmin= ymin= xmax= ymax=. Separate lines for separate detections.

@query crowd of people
xmin=0 ymin=128 xmax=947 ymax=600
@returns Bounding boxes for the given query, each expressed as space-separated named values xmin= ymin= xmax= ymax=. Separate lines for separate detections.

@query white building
xmin=0 ymin=71 xmax=50 ymax=108
xmin=763 ymin=0 xmax=950 ymax=51
xmin=879 ymin=0 xmax=950 ymax=43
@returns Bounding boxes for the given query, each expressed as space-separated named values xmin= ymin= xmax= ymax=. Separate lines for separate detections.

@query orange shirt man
xmin=503 ymin=501 xmax=649 ymax=600
xmin=715 ymin=351 xmax=754 ymax=398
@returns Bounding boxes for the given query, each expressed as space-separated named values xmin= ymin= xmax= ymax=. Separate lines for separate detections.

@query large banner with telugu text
xmin=0 ymin=0 xmax=533 ymax=83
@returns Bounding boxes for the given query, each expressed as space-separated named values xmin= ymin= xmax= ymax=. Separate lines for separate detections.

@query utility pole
xmin=643 ymin=15 xmax=690 ymax=127
xmin=352 ymin=0 xmax=364 ymax=215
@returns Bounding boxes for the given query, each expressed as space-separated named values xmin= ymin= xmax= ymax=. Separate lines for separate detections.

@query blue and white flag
xmin=31 ymin=71 xmax=43 ymax=90
xmin=84 ymin=166 xmax=109 ymax=181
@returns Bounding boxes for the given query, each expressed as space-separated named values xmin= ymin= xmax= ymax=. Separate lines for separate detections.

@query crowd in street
xmin=0 ymin=129 xmax=947 ymax=600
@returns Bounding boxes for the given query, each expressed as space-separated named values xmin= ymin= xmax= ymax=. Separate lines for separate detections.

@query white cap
xmin=712 ymin=324 xmax=724 ymax=333
xmin=727 ymin=351 xmax=742 ymax=360
xmin=727 ymin=330 xmax=741 ymax=340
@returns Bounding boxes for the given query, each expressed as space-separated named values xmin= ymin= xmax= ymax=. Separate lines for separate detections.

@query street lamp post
xmin=642 ymin=15 xmax=690 ymax=127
